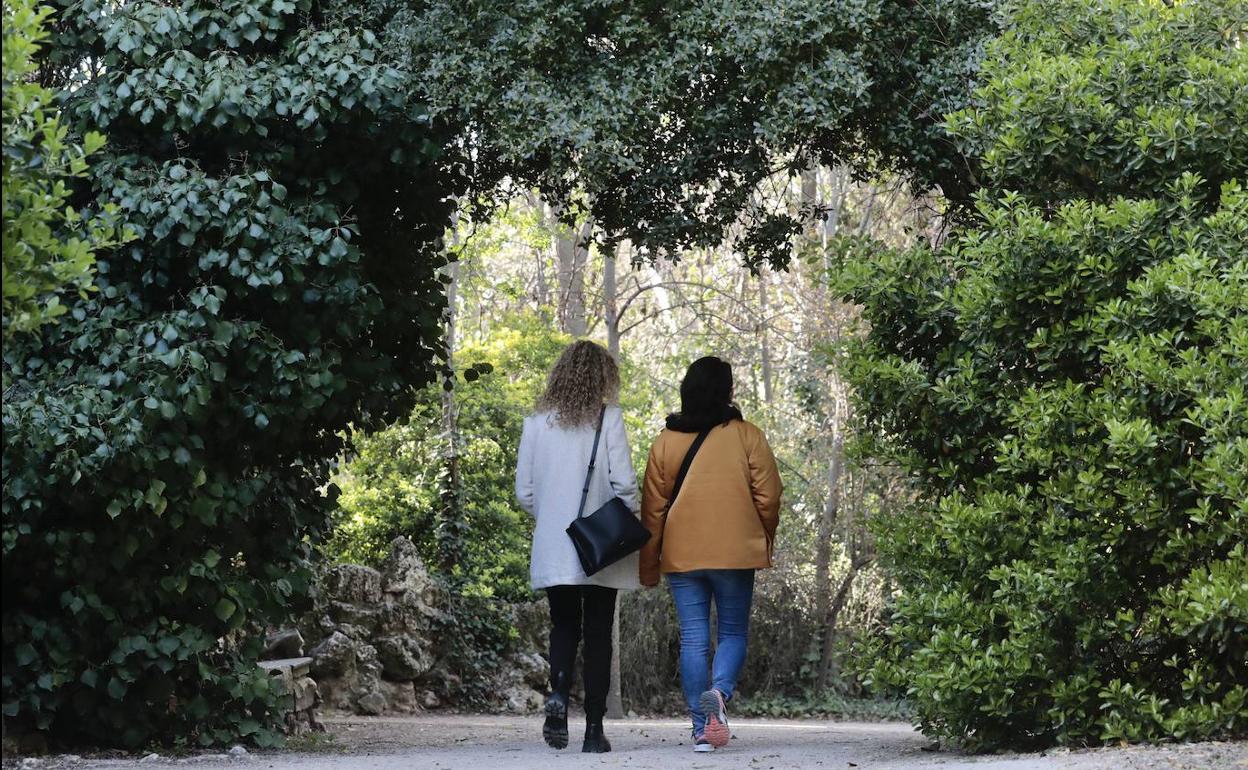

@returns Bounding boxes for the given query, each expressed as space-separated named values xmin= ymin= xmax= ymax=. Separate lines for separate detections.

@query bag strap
xmin=576 ymin=405 xmax=608 ymax=519
xmin=665 ymin=427 xmax=712 ymax=512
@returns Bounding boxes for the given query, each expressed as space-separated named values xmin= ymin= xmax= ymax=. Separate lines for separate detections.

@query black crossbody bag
xmin=567 ymin=406 xmax=710 ymax=576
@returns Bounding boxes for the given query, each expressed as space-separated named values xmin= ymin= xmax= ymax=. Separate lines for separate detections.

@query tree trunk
xmin=813 ymin=427 xmax=845 ymax=687
xmin=606 ymin=601 xmax=624 ymax=718
xmin=554 ymin=212 xmax=591 ymax=336
xmin=800 ymin=167 xmax=819 ymax=239
xmin=438 ymin=233 xmax=463 ymax=574
xmin=535 ymin=247 xmax=550 ymax=314
xmin=858 ymin=184 xmax=878 ymax=236
xmin=602 ymin=241 xmax=624 ymax=719
xmin=758 ymin=273 xmax=774 ymax=404
xmin=604 ymin=243 xmax=620 ymax=358
xmin=816 ymin=559 xmax=858 ymax=690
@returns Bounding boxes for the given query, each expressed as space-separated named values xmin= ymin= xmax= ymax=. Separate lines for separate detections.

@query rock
xmin=309 ymin=631 xmax=357 ymax=677
xmin=381 ymin=534 xmax=431 ymax=589
xmin=328 ymin=601 xmax=383 ymax=632
xmin=258 ymin=656 xmax=313 ymax=680
xmin=381 ymin=680 xmax=420 ymax=714
xmin=422 ymin=689 xmax=442 ymax=709
xmin=264 ymin=628 xmax=304 ymax=659
xmin=350 ymin=643 xmax=385 ymax=716
xmin=355 ymin=640 xmax=383 ymax=681
xmin=511 ymin=600 xmax=548 ymax=654
xmin=314 ymin=676 xmax=353 ymax=712
xmin=502 ymin=685 xmax=544 ymax=713
xmin=324 ymin=564 xmax=382 ymax=605
xmin=139 ymin=753 xmax=162 ymax=763
xmin=292 ymin=675 xmax=319 ymax=712
xmin=335 ymin=622 xmax=376 ymax=641
xmin=228 ymin=744 xmax=250 ymax=758
xmin=381 ymin=537 xmax=436 ymax=599
xmin=357 ymin=691 xmax=386 ymax=715
xmin=376 ymin=600 xmax=433 ymax=637
xmin=310 ymin=631 xmax=382 ymax=716
xmin=509 ymin=651 xmax=549 ymax=690
xmin=374 ymin=635 xmax=434 ymax=680
xmin=376 ymin=539 xmax=440 ymax=636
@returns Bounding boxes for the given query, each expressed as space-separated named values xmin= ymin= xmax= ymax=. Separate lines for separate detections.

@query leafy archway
xmin=5 ymin=0 xmax=1244 ymax=751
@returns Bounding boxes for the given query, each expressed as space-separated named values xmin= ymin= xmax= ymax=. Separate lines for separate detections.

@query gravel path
xmin=8 ymin=715 xmax=1245 ymax=770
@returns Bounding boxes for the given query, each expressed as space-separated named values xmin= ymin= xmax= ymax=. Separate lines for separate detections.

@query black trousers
xmin=546 ymin=584 xmax=617 ymax=721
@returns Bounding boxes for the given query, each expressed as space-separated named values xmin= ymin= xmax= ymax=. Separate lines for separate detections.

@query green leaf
xmin=14 ymin=643 xmax=37 ymax=666
xmin=213 ymin=598 xmax=237 ymax=622
xmin=107 ymin=677 xmax=127 ymax=700
xmin=156 ymin=636 xmax=181 ymax=655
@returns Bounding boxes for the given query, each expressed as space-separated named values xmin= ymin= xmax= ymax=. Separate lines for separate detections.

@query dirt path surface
xmin=12 ymin=715 xmax=1246 ymax=770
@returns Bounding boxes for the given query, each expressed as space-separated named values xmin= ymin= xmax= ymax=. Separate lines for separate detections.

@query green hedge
xmin=2 ymin=0 xmax=460 ymax=748
xmin=844 ymin=0 xmax=1248 ymax=750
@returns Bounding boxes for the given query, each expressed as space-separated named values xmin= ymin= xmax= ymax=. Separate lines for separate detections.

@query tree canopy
xmin=384 ymin=0 xmax=996 ymax=264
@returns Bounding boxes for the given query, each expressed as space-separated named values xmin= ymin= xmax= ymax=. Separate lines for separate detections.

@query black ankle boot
xmin=542 ymin=672 xmax=570 ymax=749
xmin=582 ymin=720 xmax=611 ymax=753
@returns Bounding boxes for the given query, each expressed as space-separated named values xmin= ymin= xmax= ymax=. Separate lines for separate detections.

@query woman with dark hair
xmin=640 ymin=356 xmax=782 ymax=753
xmin=515 ymin=340 xmax=639 ymax=753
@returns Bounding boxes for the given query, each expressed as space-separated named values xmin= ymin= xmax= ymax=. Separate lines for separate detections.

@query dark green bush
xmin=843 ymin=0 xmax=1248 ymax=750
xmin=2 ymin=0 xmax=460 ymax=748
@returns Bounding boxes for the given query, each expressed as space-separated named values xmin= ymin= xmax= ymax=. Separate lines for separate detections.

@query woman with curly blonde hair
xmin=515 ymin=340 xmax=639 ymax=754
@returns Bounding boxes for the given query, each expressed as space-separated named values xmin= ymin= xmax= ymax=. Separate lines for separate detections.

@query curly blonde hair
xmin=536 ymin=340 xmax=620 ymax=428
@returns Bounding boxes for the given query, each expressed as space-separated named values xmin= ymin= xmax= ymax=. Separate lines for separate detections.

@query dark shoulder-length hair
xmin=665 ymin=356 xmax=744 ymax=432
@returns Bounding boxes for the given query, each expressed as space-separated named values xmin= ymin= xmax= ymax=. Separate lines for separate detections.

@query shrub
xmin=328 ymin=316 xmax=571 ymax=602
xmin=843 ymin=0 xmax=1248 ymax=750
xmin=2 ymin=0 xmax=461 ymax=748
xmin=1 ymin=0 xmax=129 ymax=338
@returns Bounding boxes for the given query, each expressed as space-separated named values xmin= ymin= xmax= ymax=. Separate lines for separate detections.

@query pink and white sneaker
xmin=699 ymin=689 xmax=731 ymax=748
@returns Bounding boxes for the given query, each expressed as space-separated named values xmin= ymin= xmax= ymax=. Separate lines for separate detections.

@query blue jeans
xmin=667 ymin=569 xmax=756 ymax=734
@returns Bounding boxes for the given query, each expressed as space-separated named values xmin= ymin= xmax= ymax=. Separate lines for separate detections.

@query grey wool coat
xmin=515 ymin=405 xmax=641 ymax=591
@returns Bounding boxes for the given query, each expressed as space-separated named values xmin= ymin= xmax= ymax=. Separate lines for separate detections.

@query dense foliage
xmin=1 ymin=0 xmax=129 ymax=338
xmin=329 ymin=316 xmax=568 ymax=601
xmin=2 ymin=0 xmax=461 ymax=748
xmin=390 ymin=0 xmax=997 ymax=265
xmin=844 ymin=0 xmax=1248 ymax=749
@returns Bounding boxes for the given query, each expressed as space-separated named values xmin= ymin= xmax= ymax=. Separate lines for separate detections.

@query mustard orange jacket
xmin=639 ymin=420 xmax=782 ymax=586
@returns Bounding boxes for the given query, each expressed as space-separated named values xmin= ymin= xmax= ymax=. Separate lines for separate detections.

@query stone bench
xmin=258 ymin=657 xmax=321 ymax=733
